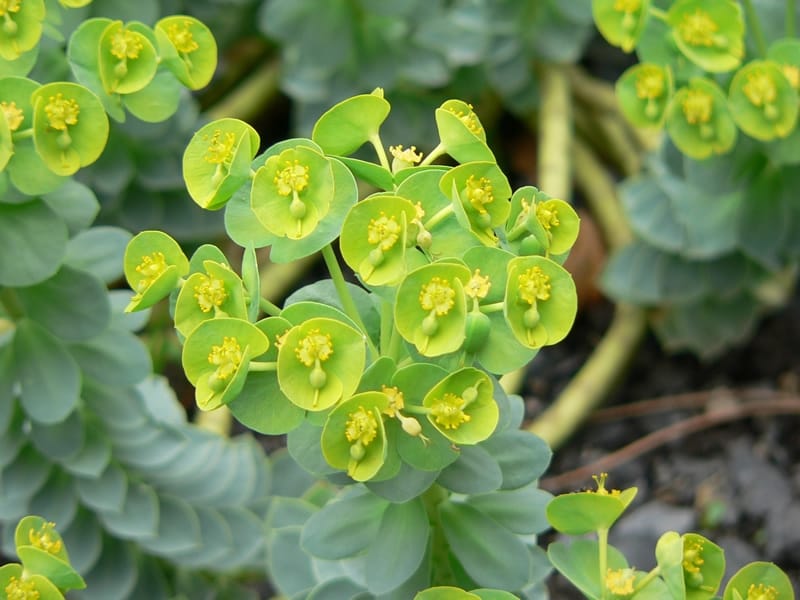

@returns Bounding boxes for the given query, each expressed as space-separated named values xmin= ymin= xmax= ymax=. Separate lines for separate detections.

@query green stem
xmin=598 ymin=527 xmax=609 ymax=600
xmin=259 ymin=296 xmax=282 ymax=317
xmin=11 ymin=128 xmax=34 ymax=142
xmin=320 ymin=244 xmax=380 ymax=359
xmin=369 ymin=133 xmax=391 ymax=171
xmin=634 ymin=566 xmax=662 ymax=593
xmin=421 ymin=484 xmax=456 ymax=587
xmin=479 ymin=301 xmax=505 ymax=314
xmin=248 ymin=360 xmax=277 ymax=372
xmin=206 ymin=59 xmax=280 ymax=122
xmin=742 ymin=0 xmax=768 ymax=57
xmin=649 ymin=6 xmax=668 ymax=22
xmin=419 ymin=142 xmax=446 ymax=166
xmin=787 ymin=0 xmax=796 ymax=37
xmin=423 ymin=204 xmax=454 ymax=231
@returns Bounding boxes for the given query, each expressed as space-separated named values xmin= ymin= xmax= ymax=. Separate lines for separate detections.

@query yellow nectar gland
xmin=44 ymin=93 xmax=80 ymax=131
xmin=605 ymin=568 xmax=636 ymax=597
xmin=682 ymin=88 xmax=714 ymax=125
xmin=782 ymin=64 xmax=800 ymax=90
xmin=294 ymin=329 xmax=333 ymax=367
xmin=110 ymin=28 xmax=143 ymax=60
xmin=448 ymin=103 xmax=483 ymax=135
xmin=679 ymin=9 xmax=719 ymax=47
xmin=430 ymin=392 xmax=471 ymax=430
xmin=367 ymin=212 xmax=401 ymax=251
xmin=381 ymin=385 xmax=405 ymax=417
xmin=464 ymin=269 xmax=491 ymax=300
xmin=167 ymin=20 xmax=199 ymax=55
xmin=743 ymin=69 xmax=777 ymax=107
xmin=134 ymin=251 xmax=168 ymax=294
xmin=345 ymin=406 xmax=379 ymax=447
xmin=204 ymin=129 xmax=236 ymax=165
xmin=419 ymin=277 xmax=456 ymax=316
xmin=29 ymin=521 xmax=62 ymax=555
xmin=536 ymin=201 xmax=560 ymax=231
xmin=614 ymin=0 xmax=640 ymax=14
xmin=194 ymin=273 xmax=227 ymax=313
xmin=747 ymin=583 xmax=779 ymax=600
xmin=274 ymin=160 xmax=310 ymax=197
xmin=0 ymin=0 xmax=21 ymax=16
xmin=389 ymin=144 xmax=423 ymax=165
xmin=1 ymin=100 xmax=24 ymax=131
xmin=208 ymin=336 xmax=243 ymax=382
xmin=517 ymin=266 xmax=551 ymax=304
xmin=635 ymin=65 xmax=666 ymax=100
xmin=5 ymin=576 xmax=38 ymax=600
xmin=590 ymin=472 xmax=622 ymax=497
xmin=682 ymin=539 xmax=705 ymax=574
xmin=464 ymin=175 xmax=494 ymax=215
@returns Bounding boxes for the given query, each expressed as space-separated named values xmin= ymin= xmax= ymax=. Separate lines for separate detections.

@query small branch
xmin=206 ymin=59 xmax=281 ymax=122
xmin=536 ymin=63 xmax=572 ymax=200
xmin=742 ymin=0 xmax=768 ymax=58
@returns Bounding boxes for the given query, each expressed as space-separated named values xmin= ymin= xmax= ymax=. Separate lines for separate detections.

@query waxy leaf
xmin=312 ymin=88 xmax=390 ymax=156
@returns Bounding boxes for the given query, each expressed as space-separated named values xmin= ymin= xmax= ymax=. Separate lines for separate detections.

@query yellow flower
xmin=536 ymin=201 xmax=561 ymax=231
xmin=0 ymin=0 xmax=21 ymax=16
xmin=682 ymin=88 xmax=714 ymax=124
xmin=345 ymin=406 xmax=379 ymax=446
xmin=464 ymin=175 xmax=494 ymax=214
xmin=635 ymin=65 xmax=666 ymax=100
xmin=167 ymin=20 xmax=199 ymax=54
xmin=134 ymin=252 xmax=168 ymax=294
xmin=367 ymin=212 xmax=401 ymax=251
xmin=194 ymin=274 xmax=227 ymax=313
xmin=28 ymin=521 xmax=62 ymax=555
xmin=1 ymin=100 xmax=24 ymax=131
xmin=743 ymin=69 xmax=777 ymax=107
xmin=746 ymin=583 xmax=779 ymax=600
xmin=605 ymin=568 xmax=636 ymax=596
xmin=110 ymin=28 xmax=143 ymax=60
xmin=679 ymin=9 xmax=719 ymax=47
xmin=682 ymin=539 xmax=704 ymax=574
xmin=294 ymin=329 xmax=333 ymax=366
xmin=447 ymin=103 xmax=483 ymax=135
xmin=44 ymin=94 xmax=80 ymax=131
xmin=517 ymin=266 xmax=551 ymax=304
xmin=464 ymin=269 xmax=491 ymax=300
xmin=207 ymin=336 xmax=243 ymax=382
xmin=274 ymin=160 xmax=310 ymax=196
xmin=4 ymin=576 xmax=38 ymax=600
xmin=204 ymin=130 xmax=236 ymax=165
xmin=419 ymin=277 xmax=456 ymax=316
xmin=381 ymin=385 xmax=405 ymax=417
xmin=430 ymin=392 xmax=471 ymax=430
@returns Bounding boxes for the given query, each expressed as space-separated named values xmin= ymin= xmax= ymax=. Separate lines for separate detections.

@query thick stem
xmin=421 ymin=484 xmax=456 ymax=587
xmin=419 ymin=143 xmax=446 ymax=166
xmin=423 ymin=203 xmax=454 ymax=231
xmin=259 ymin=296 xmax=282 ymax=317
xmin=742 ymin=0 xmax=768 ymax=57
xmin=206 ymin=59 xmax=281 ymax=122
xmin=598 ymin=527 xmax=609 ymax=600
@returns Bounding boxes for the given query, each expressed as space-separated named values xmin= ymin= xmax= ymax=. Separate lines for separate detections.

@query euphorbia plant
xmin=124 ymin=88 xmax=579 ymax=595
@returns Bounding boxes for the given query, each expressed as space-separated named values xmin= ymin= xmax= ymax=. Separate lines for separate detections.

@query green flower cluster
xmin=125 ymin=89 xmax=580 ymax=484
xmin=595 ymin=0 xmax=800 ymax=158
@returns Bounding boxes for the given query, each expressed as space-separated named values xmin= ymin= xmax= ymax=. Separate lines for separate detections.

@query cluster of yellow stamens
xmin=743 ymin=69 xmax=777 ymax=108
xmin=517 ymin=266 xmax=551 ymax=304
xmin=605 ymin=568 xmax=636 ymax=596
xmin=448 ymin=103 xmax=483 ymax=135
xmin=746 ymin=583 xmax=779 ymax=600
xmin=682 ymin=88 xmax=714 ymax=124
xmin=44 ymin=94 xmax=80 ymax=131
xmin=0 ymin=0 xmax=21 ymax=17
xmin=294 ymin=329 xmax=333 ymax=367
xmin=204 ymin=130 xmax=236 ymax=165
xmin=430 ymin=392 xmax=471 ymax=430
xmin=464 ymin=269 xmax=491 ymax=300
xmin=682 ymin=539 xmax=705 ymax=574
xmin=167 ymin=20 xmax=199 ymax=54
xmin=345 ymin=406 xmax=378 ymax=446
xmin=590 ymin=472 xmax=622 ymax=497
xmin=536 ymin=201 xmax=561 ymax=232
xmin=134 ymin=252 xmax=168 ymax=294
xmin=110 ymin=28 xmax=143 ymax=60
xmin=781 ymin=64 xmax=800 ymax=90
xmin=207 ymin=336 xmax=243 ymax=382
xmin=389 ymin=144 xmax=422 ymax=165
xmin=194 ymin=274 xmax=227 ymax=313
xmin=4 ymin=576 xmax=38 ymax=600
xmin=1 ymin=100 xmax=23 ymax=131
xmin=614 ymin=0 xmax=640 ymax=13
xmin=679 ymin=9 xmax=719 ymax=47
xmin=419 ymin=277 xmax=456 ymax=316
xmin=28 ymin=521 xmax=62 ymax=555
xmin=464 ymin=175 xmax=494 ymax=215
xmin=635 ymin=65 xmax=666 ymax=101
xmin=367 ymin=212 xmax=401 ymax=251
xmin=274 ymin=160 xmax=310 ymax=196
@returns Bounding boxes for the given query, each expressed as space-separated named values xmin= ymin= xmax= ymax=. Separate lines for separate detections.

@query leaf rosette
xmin=616 ymin=62 xmax=674 ymax=129
xmin=123 ymin=230 xmax=189 ymax=312
xmin=434 ymin=99 xmax=495 ymax=163
xmin=506 ymin=187 xmax=580 ymax=257
xmin=174 ymin=259 xmax=248 ymax=337
xmin=31 ymin=82 xmax=109 ymax=176
xmin=311 ymin=87 xmax=390 ymax=156
xmin=592 ymin=0 xmax=650 ymax=53
xmin=154 ymin=15 xmax=217 ymax=90
xmin=723 ymin=562 xmax=794 ymax=600
xmin=251 ymin=144 xmax=335 ymax=240
xmin=97 ymin=20 xmax=158 ymax=95
xmin=666 ymin=77 xmax=737 ymax=159
xmin=183 ymin=117 xmax=259 ymax=209
xmin=340 ymin=194 xmax=419 ymax=286
xmin=277 ymin=316 xmax=366 ymax=412
xmin=0 ymin=0 xmax=45 ymax=60
xmin=667 ymin=0 xmax=744 ymax=73
xmin=395 ymin=261 xmax=471 ymax=356
xmin=439 ymin=161 xmax=512 ymax=246
xmin=504 ymin=255 xmax=577 ymax=349
xmin=728 ymin=60 xmax=798 ymax=141
xmin=12 ymin=516 xmax=85 ymax=592
xmin=321 ymin=391 xmax=389 ymax=481
xmin=182 ymin=317 xmax=270 ymax=411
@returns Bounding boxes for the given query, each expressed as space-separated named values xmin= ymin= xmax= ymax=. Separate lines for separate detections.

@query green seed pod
xmin=463 ymin=310 xmax=490 ymax=354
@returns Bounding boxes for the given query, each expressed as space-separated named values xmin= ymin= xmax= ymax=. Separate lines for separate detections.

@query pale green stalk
xmin=742 ymin=0 xmax=768 ymax=57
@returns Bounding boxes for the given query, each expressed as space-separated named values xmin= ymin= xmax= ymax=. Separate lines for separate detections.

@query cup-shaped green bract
xmin=617 ymin=62 xmax=674 ymax=128
xmin=592 ymin=0 xmax=650 ymax=53
xmin=97 ymin=20 xmax=158 ymax=95
xmin=504 ymin=255 xmax=577 ymax=349
xmin=59 ymin=0 xmax=92 ymax=6
xmin=183 ymin=117 xmax=260 ymax=210
xmin=723 ymin=562 xmax=794 ymax=600
xmin=0 ymin=564 xmax=65 ymax=600
xmin=546 ymin=481 xmax=638 ymax=535
xmin=31 ymin=82 xmax=109 ymax=176
xmin=321 ymin=391 xmax=389 ymax=481
xmin=728 ymin=60 xmax=799 ymax=141
xmin=123 ymin=230 xmax=189 ymax=312
xmin=768 ymin=38 xmax=800 ymax=94
xmin=0 ymin=0 xmax=44 ymax=60
xmin=0 ymin=75 xmax=38 ymax=177
xmin=507 ymin=187 xmax=580 ymax=257
xmin=0 ymin=102 xmax=12 ymax=171
xmin=251 ymin=145 xmax=335 ymax=240
xmin=666 ymin=78 xmax=737 ymax=159
xmin=440 ymin=161 xmax=512 ymax=246
xmin=395 ymin=262 xmax=471 ymax=357
xmin=667 ymin=0 xmax=744 ymax=73
xmin=421 ymin=367 xmax=498 ymax=444
xmin=680 ymin=533 xmax=725 ymax=598
xmin=182 ymin=317 xmax=270 ymax=411
xmin=435 ymin=99 xmax=495 ymax=163
xmin=340 ymin=194 xmax=418 ymax=286
xmin=277 ymin=317 xmax=366 ymax=412
xmin=14 ymin=516 xmax=85 ymax=592
xmin=311 ymin=88 xmax=390 ymax=156
xmin=154 ymin=15 xmax=217 ymax=90
xmin=174 ymin=260 xmax=248 ymax=337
